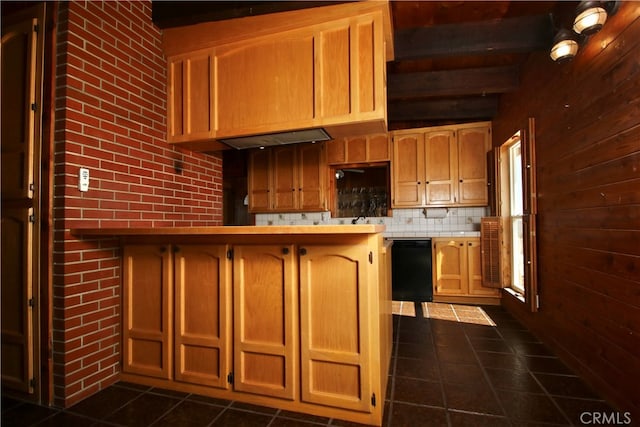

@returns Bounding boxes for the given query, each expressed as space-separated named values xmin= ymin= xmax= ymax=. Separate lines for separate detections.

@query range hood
xmin=218 ymin=128 xmax=332 ymax=150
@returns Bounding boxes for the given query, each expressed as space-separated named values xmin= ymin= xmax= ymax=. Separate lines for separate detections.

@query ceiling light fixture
xmin=573 ymin=1 xmax=607 ymax=35
xmin=550 ymin=29 xmax=579 ymax=62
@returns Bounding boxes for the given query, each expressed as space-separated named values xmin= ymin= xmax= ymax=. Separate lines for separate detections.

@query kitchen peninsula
xmin=71 ymin=225 xmax=392 ymax=426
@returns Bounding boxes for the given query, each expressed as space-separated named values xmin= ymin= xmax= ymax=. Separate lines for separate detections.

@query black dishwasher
xmin=391 ymin=240 xmax=433 ymax=301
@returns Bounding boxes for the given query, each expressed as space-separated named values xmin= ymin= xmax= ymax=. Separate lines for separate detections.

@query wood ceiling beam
xmin=394 ymin=14 xmax=555 ymax=60
xmin=388 ymin=96 xmax=499 ymax=122
xmin=387 ymin=66 xmax=520 ymax=100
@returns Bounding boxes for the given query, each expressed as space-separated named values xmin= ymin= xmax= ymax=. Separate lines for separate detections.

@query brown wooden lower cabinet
xmin=121 ymin=236 xmax=390 ymax=426
xmin=299 ymin=244 xmax=372 ymax=412
xmin=432 ymin=237 xmax=501 ymax=304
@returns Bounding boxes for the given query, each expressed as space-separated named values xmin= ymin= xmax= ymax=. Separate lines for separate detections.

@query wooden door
xmin=457 ymin=126 xmax=490 ymax=205
xmin=122 ymin=246 xmax=172 ymax=379
xmin=297 ymin=143 xmax=325 ymax=211
xmin=392 ymin=133 xmax=424 ymax=207
xmin=433 ymin=239 xmax=467 ymax=296
xmin=424 ymin=130 xmax=457 ymax=205
xmin=174 ymin=245 xmax=230 ymax=388
xmin=467 ymin=239 xmax=500 ymax=297
xmin=299 ymin=244 xmax=372 ymax=412
xmin=272 ymin=146 xmax=298 ymax=211
xmin=248 ymin=149 xmax=271 ymax=212
xmin=167 ymin=49 xmax=215 ymax=143
xmin=233 ymin=245 xmax=296 ymax=400
xmin=1 ymin=11 xmax=43 ymax=396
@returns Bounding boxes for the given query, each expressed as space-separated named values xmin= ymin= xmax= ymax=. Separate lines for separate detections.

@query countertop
xmin=384 ymin=231 xmax=480 ymax=240
xmin=70 ymin=224 xmax=386 ymax=237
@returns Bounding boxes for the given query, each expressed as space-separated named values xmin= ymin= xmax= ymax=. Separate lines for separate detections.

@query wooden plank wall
xmin=492 ymin=3 xmax=640 ymax=418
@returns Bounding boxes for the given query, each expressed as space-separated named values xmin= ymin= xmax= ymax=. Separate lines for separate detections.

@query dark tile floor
xmin=2 ymin=303 xmax=616 ymax=427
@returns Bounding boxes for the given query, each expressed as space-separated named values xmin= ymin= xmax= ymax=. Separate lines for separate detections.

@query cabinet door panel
xmin=467 ymin=240 xmax=499 ymax=296
xmin=433 ymin=240 xmax=467 ymax=296
xmin=368 ymin=134 xmax=390 ymax=161
xmin=326 ymin=139 xmax=346 ymax=164
xmin=458 ymin=127 xmax=489 ymax=205
xmin=174 ymin=245 xmax=230 ymax=388
xmin=355 ymin=19 xmax=375 ymax=113
xmin=272 ymin=147 xmax=298 ymax=210
xmin=217 ymin=37 xmax=314 ymax=133
xmin=233 ymin=245 xmax=296 ymax=400
xmin=392 ymin=134 xmax=424 ymax=206
xmin=167 ymin=50 xmax=215 ymax=143
xmin=298 ymin=143 xmax=325 ymax=211
xmin=123 ymin=246 xmax=172 ymax=379
xmin=248 ymin=149 xmax=271 ymax=212
xmin=319 ymin=26 xmax=351 ymax=118
xmin=425 ymin=131 xmax=456 ymax=205
xmin=299 ymin=245 xmax=371 ymax=412
xmin=346 ymin=137 xmax=367 ymax=163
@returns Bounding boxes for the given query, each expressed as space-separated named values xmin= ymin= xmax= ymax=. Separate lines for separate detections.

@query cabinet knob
xmin=282 ymin=247 xmax=289 ymax=255
xmin=468 ymin=243 xmax=472 ymax=246
xmin=417 ymin=181 xmax=421 ymax=184
xmin=159 ymin=246 xmax=167 ymax=253
xmin=460 ymin=243 xmax=464 ymax=247
xmin=299 ymin=248 xmax=307 ymax=256
xmin=459 ymin=179 xmax=463 ymax=183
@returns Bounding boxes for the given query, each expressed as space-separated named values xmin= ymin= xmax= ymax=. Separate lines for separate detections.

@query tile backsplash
xmin=255 ymin=207 xmax=489 ymax=238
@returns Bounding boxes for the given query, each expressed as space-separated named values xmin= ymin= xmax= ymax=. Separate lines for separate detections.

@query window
xmin=508 ymin=140 xmax=525 ymax=294
xmin=497 ymin=119 xmax=538 ymax=312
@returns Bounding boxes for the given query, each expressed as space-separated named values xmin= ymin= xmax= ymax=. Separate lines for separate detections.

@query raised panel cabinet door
xmin=248 ymin=149 xmax=272 ymax=212
xmin=297 ymin=143 xmax=326 ymax=211
xmin=167 ymin=49 xmax=215 ymax=143
xmin=174 ymin=245 xmax=231 ymax=388
xmin=367 ymin=134 xmax=390 ymax=161
xmin=299 ymin=244 xmax=372 ymax=413
xmin=392 ymin=133 xmax=425 ymax=207
xmin=233 ymin=245 xmax=297 ymax=400
xmin=467 ymin=239 xmax=500 ymax=297
xmin=433 ymin=239 xmax=467 ymax=296
xmin=457 ymin=126 xmax=490 ymax=205
xmin=424 ymin=130 xmax=457 ymax=205
xmin=326 ymin=139 xmax=346 ymax=164
xmin=318 ymin=24 xmax=351 ymax=119
xmin=272 ymin=146 xmax=298 ymax=211
xmin=122 ymin=245 xmax=172 ymax=379
xmin=346 ymin=136 xmax=367 ymax=163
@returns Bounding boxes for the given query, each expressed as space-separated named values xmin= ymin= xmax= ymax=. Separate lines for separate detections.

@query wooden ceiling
xmin=152 ymin=1 xmax=578 ymax=130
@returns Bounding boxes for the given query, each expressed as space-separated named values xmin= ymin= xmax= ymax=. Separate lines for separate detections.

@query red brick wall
xmin=53 ymin=0 xmax=223 ymax=407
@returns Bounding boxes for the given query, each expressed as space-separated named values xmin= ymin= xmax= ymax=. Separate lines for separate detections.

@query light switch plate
xmin=78 ymin=168 xmax=90 ymax=192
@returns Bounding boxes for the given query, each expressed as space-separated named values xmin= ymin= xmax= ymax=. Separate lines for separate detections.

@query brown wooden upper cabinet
xmin=248 ymin=143 xmax=327 ymax=213
xmin=167 ymin=50 xmax=216 ymax=144
xmin=163 ymin=2 xmax=393 ymax=149
xmin=391 ymin=122 xmax=491 ymax=208
xmin=327 ymin=134 xmax=391 ymax=165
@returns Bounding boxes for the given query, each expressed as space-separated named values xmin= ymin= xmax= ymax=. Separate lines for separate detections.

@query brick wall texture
xmin=53 ymin=0 xmax=223 ymax=407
